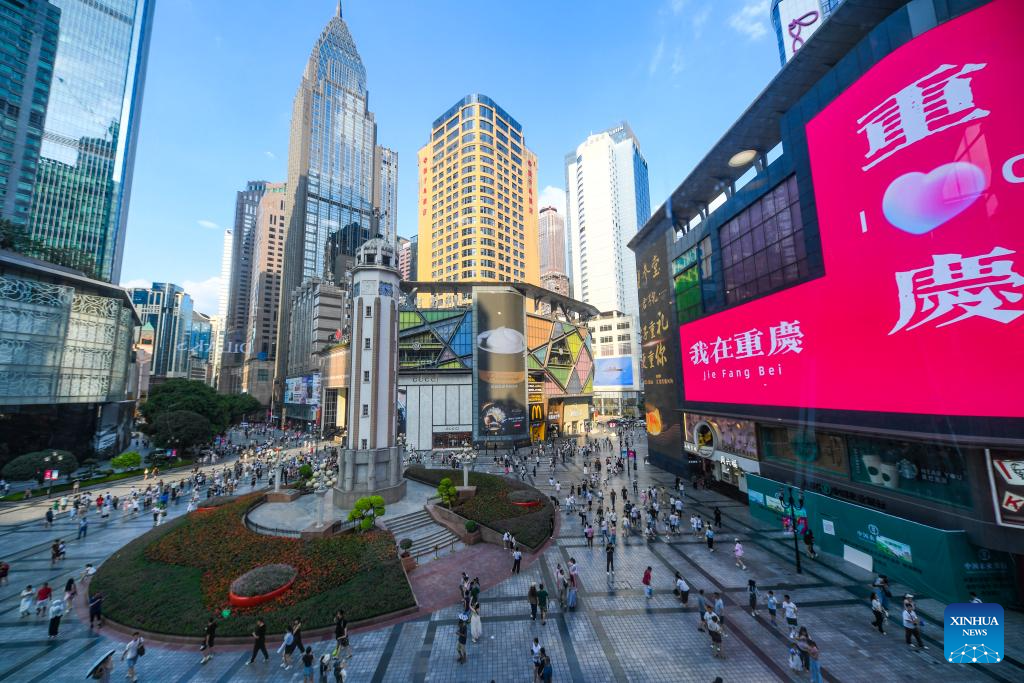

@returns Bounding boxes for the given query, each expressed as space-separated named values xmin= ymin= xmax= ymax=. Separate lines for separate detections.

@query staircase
xmin=383 ymin=508 xmax=463 ymax=561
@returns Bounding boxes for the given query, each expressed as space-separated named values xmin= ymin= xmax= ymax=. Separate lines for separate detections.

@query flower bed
xmin=90 ymin=493 xmax=415 ymax=636
xmin=405 ymin=467 xmax=554 ymax=548
xmin=228 ymin=564 xmax=297 ymax=607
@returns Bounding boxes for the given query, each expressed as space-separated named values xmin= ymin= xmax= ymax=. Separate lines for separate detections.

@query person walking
xmin=121 ymin=631 xmax=144 ymax=681
xmin=19 ymin=585 xmax=33 ymax=618
xmin=705 ymin=524 xmax=715 ymax=552
xmin=733 ymin=539 xmax=747 ymax=570
xmin=870 ymin=592 xmax=887 ymax=635
xmin=334 ymin=610 xmax=351 ymax=659
xmin=605 ymin=541 xmax=615 ymax=574
xmin=782 ymin=595 xmax=799 ymax=639
xmin=696 ymin=589 xmax=708 ymax=632
xmin=456 ymin=614 xmax=468 ymax=664
xmin=511 ymin=547 xmax=523 ymax=574
xmin=200 ymin=616 xmax=217 ymax=664
xmin=530 ymin=638 xmax=542 ymax=680
xmin=708 ymin=614 xmax=724 ymax=658
xmin=63 ymin=578 xmax=77 ymax=609
xmin=795 ymin=626 xmax=811 ymax=670
xmin=674 ymin=572 xmax=689 ymax=606
xmin=78 ymin=515 xmax=88 ymax=539
xmin=642 ymin=566 xmax=653 ymax=599
xmin=47 ymin=596 xmax=65 ymax=639
xmin=804 ymin=530 xmax=818 ymax=559
xmin=713 ymin=592 xmax=726 ymax=631
xmin=292 ymin=617 xmax=305 ymax=655
xmin=808 ymin=639 xmax=823 ymax=683
xmin=88 ymin=591 xmax=103 ymax=628
xmin=247 ymin=618 xmax=269 ymax=664
xmin=902 ymin=603 xmax=927 ymax=649
xmin=767 ymin=590 xmax=778 ymax=626
xmin=747 ymin=579 xmax=759 ymax=616
xmin=35 ymin=582 xmax=52 ymax=617
xmin=714 ymin=507 xmax=722 ymax=528
xmin=277 ymin=628 xmax=295 ymax=669
xmin=302 ymin=646 xmax=315 ymax=683
xmin=537 ymin=583 xmax=549 ymax=625
xmin=470 ymin=603 xmax=483 ymax=643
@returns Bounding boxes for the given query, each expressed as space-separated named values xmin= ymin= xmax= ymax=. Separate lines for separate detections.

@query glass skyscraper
xmin=277 ymin=5 xmax=394 ymax=394
xmin=26 ymin=0 xmax=154 ymax=283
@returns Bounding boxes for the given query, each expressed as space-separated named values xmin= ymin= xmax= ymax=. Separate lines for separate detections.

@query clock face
xmin=379 ymin=282 xmax=394 ymax=297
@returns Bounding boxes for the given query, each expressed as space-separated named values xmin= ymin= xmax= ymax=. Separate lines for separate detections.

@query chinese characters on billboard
xmin=679 ymin=0 xmax=1024 ymax=419
xmin=636 ymin=234 xmax=684 ymax=468
xmin=473 ymin=289 xmax=528 ymax=441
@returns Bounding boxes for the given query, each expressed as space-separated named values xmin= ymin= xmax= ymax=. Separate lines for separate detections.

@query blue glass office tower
xmin=277 ymin=4 xmax=393 ymax=395
xmin=27 ymin=0 xmax=154 ymax=282
xmin=0 ymin=0 xmax=60 ymax=227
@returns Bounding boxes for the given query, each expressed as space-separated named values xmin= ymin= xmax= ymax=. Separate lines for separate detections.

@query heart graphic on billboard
xmin=882 ymin=161 xmax=987 ymax=235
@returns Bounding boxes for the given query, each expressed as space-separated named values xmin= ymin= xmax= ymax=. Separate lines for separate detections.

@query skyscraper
xmin=565 ymin=122 xmax=650 ymax=320
xmin=397 ymin=235 xmax=417 ymax=281
xmin=219 ymin=180 xmax=267 ymax=392
xmin=0 ymin=0 xmax=59 ymax=227
xmin=26 ymin=0 xmax=155 ymax=282
xmin=417 ymin=94 xmax=538 ymax=305
xmin=277 ymin=5 xmax=393 ymax=421
xmin=374 ymin=145 xmax=398 ymax=245
xmin=131 ymin=282 xmax=193 ymax=379
xmin=538 ymin=205 xmax=566 ymax=278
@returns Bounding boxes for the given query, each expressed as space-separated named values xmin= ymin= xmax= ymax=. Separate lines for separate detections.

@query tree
xmin=1 ymin=450 xmax=78 ymax=483
xmin=110 ymin=451 xmax=142 ymax=471
xmin=436 ymin=477 xmax=458 ymax=508
xmin=150 ymin=410 xmax=214 ymax=452
xmin=347 ymin=495 xmax=386 ymax=532
xmin=220 ymin=393 xmax=261 ymax=425
xmin=140 ymin=379 xmax=228 ymax=433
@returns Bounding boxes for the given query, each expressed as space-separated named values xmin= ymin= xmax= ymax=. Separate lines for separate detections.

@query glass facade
xmin=130 ymin=283 xmax=193 ymax=378
xmin=25 ymin=0 xmax=153 ymax=283
xmin=0 ymin=0 xmax=59 ymax=226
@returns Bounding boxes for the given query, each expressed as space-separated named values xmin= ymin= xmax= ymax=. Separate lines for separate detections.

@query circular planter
xmin=510 ymin=500 xmax=541 ymax=508
xmin=228 ymin=564 xmax=298 ymax=608
xmin=229 ymin=576 xmax=296 ymax=607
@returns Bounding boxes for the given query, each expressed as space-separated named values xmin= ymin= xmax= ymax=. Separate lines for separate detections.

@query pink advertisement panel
xmin=680 ymin=0 xmax=1024 ymax=418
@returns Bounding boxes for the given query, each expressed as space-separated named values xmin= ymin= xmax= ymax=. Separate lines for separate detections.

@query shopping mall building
xmin=630 ymin=0 xmax=1023 ymax=602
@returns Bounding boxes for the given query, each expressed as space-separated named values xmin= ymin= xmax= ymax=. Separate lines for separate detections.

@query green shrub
xmin=399 ymin=538 xmax=413 ymax=551
xmin=298 ymin=464 xmax=313 ymax=480
xmin=437 ymin=477 xmax=457 ymax=507
xmin=111 ymin=451 xmax=142 ymax=471
xmin=1 ymin=450 xmax=78 ymax=482
xmin=465 ymin=520 xmax=478 ymax=533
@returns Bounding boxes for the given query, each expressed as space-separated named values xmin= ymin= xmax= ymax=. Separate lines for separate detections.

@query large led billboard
xmin=472 ymin=289 xmax=528 ymax=441
xmin=680 ymin=0 xmax=1024 ymax=419
xmin=285 ymin=373 xmax=321 ymax=406
xmin=594 ymin=356 xmax=634 ymax=387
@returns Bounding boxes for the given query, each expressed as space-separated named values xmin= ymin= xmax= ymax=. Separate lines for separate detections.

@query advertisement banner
xmin=747 ymin=475 xmax=1017 ymax=605
xmin=636 ymin=233 xmax=685 ymax=471
xmin=285 ymin=373 xmax=321 ymax=406
xmin=777 ymin=0 xmax=824 ymax=62
xmin=679 ymin=0 xmax=1024 ymax=420
xmin=473 ymin=289 xmax=527 ymax=441
xmin=847 ymin=436 xmax=971 ymax=508
xmin=683 ymin=413 xmax=758 ymax=460
xmin=987 ymin=449 xmax=1024 ymax=529
xmin=594 ymin=356 xmax=635 ymax=387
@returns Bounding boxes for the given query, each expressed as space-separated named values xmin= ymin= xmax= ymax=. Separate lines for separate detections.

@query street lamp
xmin=786 ymin=486 xmax=803 ymax=575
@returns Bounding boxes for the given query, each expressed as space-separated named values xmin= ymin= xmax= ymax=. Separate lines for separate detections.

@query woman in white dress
xmin=19 ymin=585 xmax=34 ymax=617
xmin=469 ymin=604 xmax=482 ymax=643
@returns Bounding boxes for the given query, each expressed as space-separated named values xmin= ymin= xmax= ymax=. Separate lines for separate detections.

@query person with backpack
xmin=121 ymin=631 xmax=144 ymax=682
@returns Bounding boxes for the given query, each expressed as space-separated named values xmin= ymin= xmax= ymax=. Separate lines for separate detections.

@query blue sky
xmin=119 ymin=0 xmax=780 ymax=313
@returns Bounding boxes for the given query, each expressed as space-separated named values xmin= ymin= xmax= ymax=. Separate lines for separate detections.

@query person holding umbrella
xmin=86 ymin=649 xmax=116 ymax=681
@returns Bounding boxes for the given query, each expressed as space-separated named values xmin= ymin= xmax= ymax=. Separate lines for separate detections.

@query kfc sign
xmin=680 ymin=0 xmax=1024 ymax=418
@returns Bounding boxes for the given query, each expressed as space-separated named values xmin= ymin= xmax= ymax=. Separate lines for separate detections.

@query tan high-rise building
xmin=417 ymin=94 xmax=538 ymax=306
xmin=242 ymin=182 xmax=287 ymax=405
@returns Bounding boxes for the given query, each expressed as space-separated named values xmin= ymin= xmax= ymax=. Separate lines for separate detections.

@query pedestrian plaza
xmin=0 ymin=432 xmax=1020 ymax=682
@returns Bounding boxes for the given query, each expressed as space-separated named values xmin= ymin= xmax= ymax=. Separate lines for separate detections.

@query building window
xmin=364 ymin=338 xmax=371 ymax=350
xmin=365 ymin=305 xmax=372 ymax=318
xmin=360 ymin=439 xmax=367 ymax=449
xmin=720 ymin=175 xmax=807 ymax=305
xmin=362 ymin=404 xmax=369 ymax=417
xmin=363 ymin=370 xmax=370 ymax=382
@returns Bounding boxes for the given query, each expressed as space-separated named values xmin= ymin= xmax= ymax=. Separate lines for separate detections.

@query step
xmin=384 ymin=516 xmax=435 ymax=535
xmin=383 ymin=509 xmax=432 ymax=529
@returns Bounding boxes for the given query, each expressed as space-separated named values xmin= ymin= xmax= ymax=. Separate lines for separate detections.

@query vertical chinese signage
xmin=636 ymin=232 xmax=684 ymax=471
xmin=473 ymin=289 xmax=528 ymax=442
xmin=679 ymin=0 xmax=1024 ymax=420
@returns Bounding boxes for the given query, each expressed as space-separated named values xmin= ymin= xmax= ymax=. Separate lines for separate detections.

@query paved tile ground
xmin=0 ymin=428 xmax=1021 ymax=682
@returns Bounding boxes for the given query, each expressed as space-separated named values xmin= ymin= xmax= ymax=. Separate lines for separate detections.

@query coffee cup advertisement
xmin=473 ymin=289 xmax=528 ymax=440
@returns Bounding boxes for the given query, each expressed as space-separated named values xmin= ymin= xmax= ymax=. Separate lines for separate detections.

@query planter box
xmin=400 ymin=554 xmax=417 ymax=573
xmin=464 ymin=529 xmax=482 ymax=545
xmin=228 ymin=576 xmax=295 ymax=608
xmin=264 ymin=489 xmax=301 ymax=503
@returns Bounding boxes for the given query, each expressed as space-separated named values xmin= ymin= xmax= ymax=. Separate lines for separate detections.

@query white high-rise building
xmin=565 ymin=122 xmax=650 ymax=320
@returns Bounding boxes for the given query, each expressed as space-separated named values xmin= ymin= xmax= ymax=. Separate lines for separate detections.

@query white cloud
xmin=264 ymin=150 xmax=277 ymax=159
xmin=183 ymin=276 xmax=222 ymax=316
xmin=119 ymin=278 xmax=149 ymax=290
xmin=669 ymin=0 xmax=687 ymax=14
xmin=692 ymin=6 xmax=711 ymax=38
xmin=671 ymin=47 xmax=685 ymax=75
xmin=197 ymin=219 xmax=221 ymax=230
xmin=648 ymin=38 xmax=665 ymax=76
xmin=539 ymin=186 xmax=566 ymax=217
xmin=729 ymin=0 xmax=770 ymax=40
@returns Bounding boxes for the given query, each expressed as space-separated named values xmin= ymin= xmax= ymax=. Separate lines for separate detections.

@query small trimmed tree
xmin=1 ymin=450 xmax=78 ymax=483
xmin=437 ymin=477 xmax=457 ymax=508
xmin=347 ymin=495 xmax=386 ymax=532
xmin=110 ymin=451 xmax=142 ymax=471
